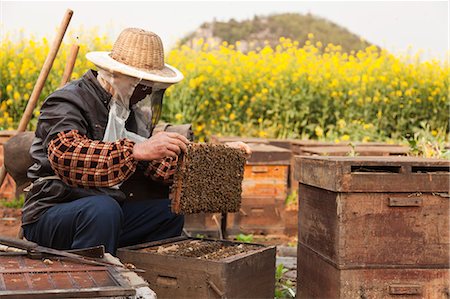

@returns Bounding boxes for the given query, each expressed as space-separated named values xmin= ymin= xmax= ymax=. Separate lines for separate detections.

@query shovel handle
xmin=59 ymin=43 xmax=79 ymax=88
xmin=0 ymin=236 xmax=38 ymax=251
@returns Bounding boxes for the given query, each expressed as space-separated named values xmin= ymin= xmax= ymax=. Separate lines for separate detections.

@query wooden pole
xmin=0 ymin=9 xmax=73 ymax=188
xmin=59 ymin=43 xmax=79 ymax=88
xmin=17 ymin=9 xmax=73 ymax=132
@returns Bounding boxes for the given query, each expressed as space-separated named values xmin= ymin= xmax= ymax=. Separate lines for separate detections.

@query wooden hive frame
xmin=170 ymin=143 xmax=246 ymax=214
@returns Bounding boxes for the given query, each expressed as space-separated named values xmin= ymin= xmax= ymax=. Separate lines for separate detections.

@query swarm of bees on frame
xmin=170 ymin=143 xmax=246 ymax=214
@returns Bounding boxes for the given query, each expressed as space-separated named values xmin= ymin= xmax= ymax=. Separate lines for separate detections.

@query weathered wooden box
xmin=117 ymin=237 xmax=276 ymax=298
xmin=295 ymin=156 xmax=450 ymax=298
xmin=230 ymin=144 xmax=290 ymax=234
xmin=297 ymin=243 xmax=450 ymax=298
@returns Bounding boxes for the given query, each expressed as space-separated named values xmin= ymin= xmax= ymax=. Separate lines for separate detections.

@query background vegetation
xmin=181 ymin=13 xmax=374 ymax=53
xmin=1 ymin=14 xmax=448 ymax=150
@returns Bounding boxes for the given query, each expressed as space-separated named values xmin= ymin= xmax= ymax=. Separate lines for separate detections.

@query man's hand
xmin=133 ymin=132 xmax=190 ymax=161
xmin=225 ymin=141 xmax=252 ymax=158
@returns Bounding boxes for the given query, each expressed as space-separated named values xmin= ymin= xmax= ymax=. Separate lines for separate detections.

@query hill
xmin=180 ymin=13 xmax=375 ymax=52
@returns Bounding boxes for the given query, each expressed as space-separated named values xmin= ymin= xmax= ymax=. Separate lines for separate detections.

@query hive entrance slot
xmin=351 ymin=165 xmax=401 ymax=173
xmin=411 ymin=166 xmax=450 ymax=173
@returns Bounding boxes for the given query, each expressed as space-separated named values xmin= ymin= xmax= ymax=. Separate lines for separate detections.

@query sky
xmin=1 ymin=1 xmax=449 ymax=60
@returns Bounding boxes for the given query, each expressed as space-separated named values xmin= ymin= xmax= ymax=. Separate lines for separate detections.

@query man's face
xmin=129 ymin=84 xmax=153 ymax=106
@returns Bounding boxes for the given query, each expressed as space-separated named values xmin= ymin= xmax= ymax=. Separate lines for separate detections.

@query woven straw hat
xmin=86 ymin=28 xmax=183 ymax=84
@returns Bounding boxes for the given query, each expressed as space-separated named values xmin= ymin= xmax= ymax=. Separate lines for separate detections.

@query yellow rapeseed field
xmin=1 ymin=31 xmax=449 ymax=145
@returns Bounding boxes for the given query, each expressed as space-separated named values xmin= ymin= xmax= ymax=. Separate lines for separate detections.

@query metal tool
xmin=0 ymin=236 xmax=144 ymax=273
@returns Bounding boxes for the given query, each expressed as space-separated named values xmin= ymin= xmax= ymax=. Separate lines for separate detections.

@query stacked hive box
xmin=117 ymin=236 xmax=276 ymax=298
xmin=229 ymin=143 xmax=291 ymax=235
xmin=295 ymin=156 xmax=450 ymax=298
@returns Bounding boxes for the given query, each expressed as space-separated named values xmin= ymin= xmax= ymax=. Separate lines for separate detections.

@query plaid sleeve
xmin=48 ymin=130 xmax=137 ymax=188
xmin=145 ymin=156 xmax=178 ymax=184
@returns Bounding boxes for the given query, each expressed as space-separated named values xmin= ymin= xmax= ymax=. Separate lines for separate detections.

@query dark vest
xmin=22 ymin=70 xmax=169 ymax=225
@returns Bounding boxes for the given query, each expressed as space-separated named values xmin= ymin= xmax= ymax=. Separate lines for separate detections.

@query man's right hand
xmin=132 ymin=132 xmax=190 ymax=161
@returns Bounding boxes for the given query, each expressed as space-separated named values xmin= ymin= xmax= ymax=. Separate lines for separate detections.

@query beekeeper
xmin=21 ymin=28 xmax=248 ymax=255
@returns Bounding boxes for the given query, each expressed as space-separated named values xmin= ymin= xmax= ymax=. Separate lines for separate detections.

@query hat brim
xmin=86 ymin=51 xmax=184 ymax=84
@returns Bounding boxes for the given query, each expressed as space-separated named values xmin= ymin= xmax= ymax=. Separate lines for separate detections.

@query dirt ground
xmin=0 ymin=208 xmax=21 ymax=238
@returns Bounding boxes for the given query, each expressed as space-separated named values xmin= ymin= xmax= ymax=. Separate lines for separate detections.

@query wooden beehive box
xmin=117 ymin=236 xmax=276 ymax=299
xmin=294 ymin=156 xmax=450 ymax=298
xmin=228 ymin=144 xmax=291 ymax=235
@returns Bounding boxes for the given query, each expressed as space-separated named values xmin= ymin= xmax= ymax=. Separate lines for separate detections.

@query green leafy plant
xmin=275 ymin=264 xmax=295 ymax=299
xmin=0 ymin=194 xmax=25 ymax=209
xmin=285 ymin=190 xmax=298 ymax=206
xmin=406 ymin=122 xmax=450 ymax=160
xmin=235 ymin=233 xmax=254 ymax=243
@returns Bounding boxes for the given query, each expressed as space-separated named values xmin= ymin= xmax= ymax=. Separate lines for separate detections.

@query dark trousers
xmin=23 ymin=195 xmax=184 ymax=255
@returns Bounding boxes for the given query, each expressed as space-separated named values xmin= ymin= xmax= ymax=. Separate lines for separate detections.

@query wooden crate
xmin=295 ymin=156 xmax=450 ymax=298
xmin=117 ymin=236 xmax=276 ymax=299
xmin=242 ymin=164 xmax=289 ymax=199
xmin=228 ymin=197 xmax=285 ymax=235
xmin=297 ymin=243 xmax=450 ymax=299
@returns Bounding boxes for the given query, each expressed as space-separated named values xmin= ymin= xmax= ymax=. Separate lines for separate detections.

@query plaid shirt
xmin=48 ymin=130 xmax=178 ymax=188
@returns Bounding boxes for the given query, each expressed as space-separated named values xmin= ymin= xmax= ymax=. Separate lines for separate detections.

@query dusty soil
xmin=0 ymin=208 xmax=21 ymax=238
xmin=141 ymin=239 xmax=260 ymax=260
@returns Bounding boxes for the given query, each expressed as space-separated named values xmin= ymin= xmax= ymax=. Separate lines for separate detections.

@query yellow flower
xmin=33 ymin=110 xmax=40 ymax=117
xmin=6 ymin=84 xmax=13 ymax=93
xmin=258 ymin=130 xmax=267 ymax=138
xmin=13 ymin=91 xmax=20 ymax=101
xmin=431 ymin=130 xmax=438 ymax=136
xmin=226 ymin=103 xmax=232 ymax=109
xmin=6 ymin=99 xmax=13 ymax=106
xmin=307 ymin=33 xmax=314 ymax=39
xmin=175 ymin=113 xmax=183 ymax=121
xmin=229 ymin=113 xmax=236 ymax=121
xmin=315 ymin=126 xmax=323 ymax=137
xmin=341 ymin=135 xmax=350 ymax=141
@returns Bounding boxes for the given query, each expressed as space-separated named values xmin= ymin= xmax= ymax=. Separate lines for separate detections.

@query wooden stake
xmin=59 ymin=43 xmax=79 ymax=88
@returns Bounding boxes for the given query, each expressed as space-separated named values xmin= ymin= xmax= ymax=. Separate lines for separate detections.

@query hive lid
xmin=299 ymin=145 xmax=408 ymax=156
xmin=0 ymin=254 xmax=135 ymax=298
xmin=294 ymin=156 xmax=450 ymax=192
xmin=247 ymin=143 xmax=291 ymax=165
xmin=210 ymin=135 xmax=269 ymax=144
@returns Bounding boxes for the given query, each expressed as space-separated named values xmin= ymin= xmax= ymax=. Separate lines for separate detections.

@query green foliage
xmin=275 ymin=264 xmax=295 ymax=299
xmin=1 ymin=194 xmax=25 ymax=209
xmin=235 ymin=233 xmax=254 ymax=243
xmin=181 ymin=13 xmax=373 ymax=53
xmin=406 ymin=122 xmax=450 ymax=159
xmin=285 ymin=190 xmax=298 ymax=206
